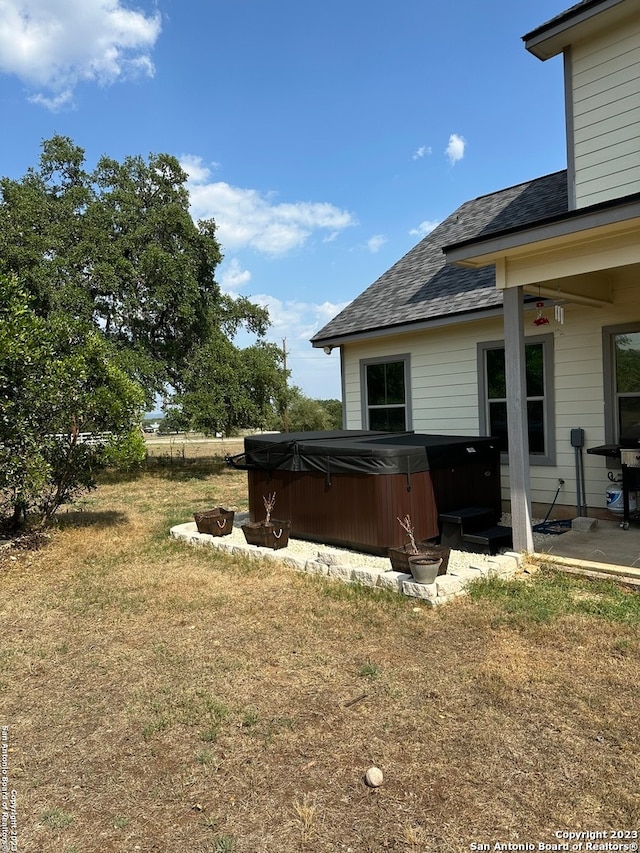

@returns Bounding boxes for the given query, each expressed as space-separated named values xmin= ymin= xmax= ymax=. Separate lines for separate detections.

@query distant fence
xmin=47 ymin=432 xmax=114 ymax=447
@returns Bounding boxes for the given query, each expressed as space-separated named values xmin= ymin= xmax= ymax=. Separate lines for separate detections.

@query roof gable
xmin=524 ymin=0 xmax=638 ymax=60
xmin=312 ymin=171 xmax=568 ymax=346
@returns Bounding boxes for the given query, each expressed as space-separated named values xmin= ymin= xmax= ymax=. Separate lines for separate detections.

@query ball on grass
xmin=365 ymin=766 xmax=383 ymax=788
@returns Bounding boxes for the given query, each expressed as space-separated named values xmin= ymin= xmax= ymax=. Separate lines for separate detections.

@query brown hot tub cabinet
xmin=230 ymin=431 xmax=501 ymax=555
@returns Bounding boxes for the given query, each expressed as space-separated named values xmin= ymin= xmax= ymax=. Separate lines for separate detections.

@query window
xmin=603 ymin=324 xmax=640 ymax=444
xmin=361 ymin=355 xmax=410 ymax=431
xmin=478 ymin=335 xmax=554 ymax=465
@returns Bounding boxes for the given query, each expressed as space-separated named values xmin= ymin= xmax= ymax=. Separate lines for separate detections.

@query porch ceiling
xmin=522 ymin=270 xmax=614 ymax=308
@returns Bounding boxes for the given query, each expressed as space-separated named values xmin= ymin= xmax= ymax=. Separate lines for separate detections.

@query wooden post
xmin=503 ymin=286 xmax=534 ymax=553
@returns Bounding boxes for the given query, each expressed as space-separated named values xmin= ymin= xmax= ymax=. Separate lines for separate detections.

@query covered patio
xmin=444 ymin=193 xmax=640 ymax=559
xmin=534 ymin=516 xmax=640 ymax=585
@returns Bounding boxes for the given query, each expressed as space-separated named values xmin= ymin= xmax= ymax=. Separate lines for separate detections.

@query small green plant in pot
xmin=241 ymin=492 xmax=291 ymax=550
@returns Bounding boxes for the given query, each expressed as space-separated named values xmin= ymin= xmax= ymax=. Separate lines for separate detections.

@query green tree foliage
xmin=166 ymin=339 xmax=288 ymax=436
xmin=0 ymin=135 xmax=278 ymax=406
xmin=0 ymin=137 xmax=290 ymax=521
xmin=0 ymin=275 xmax=145 ymax=530
xmin=279 ymin=388 xmax=343 ymax=432
xmin=317 ymin=399 xmax=343 ymax=430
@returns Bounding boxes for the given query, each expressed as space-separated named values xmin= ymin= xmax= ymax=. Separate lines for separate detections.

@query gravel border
xmin=170 ymin=513 xmax=527 ymax=606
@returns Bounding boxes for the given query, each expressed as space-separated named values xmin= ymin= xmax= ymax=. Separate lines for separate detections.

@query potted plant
xmin=388 ymin=515 xmax=449 ymax=582
xmin=193 ymin=507 xmax=235 ymax=536
xmin=241 ymin=493 xmax=291 ymax=550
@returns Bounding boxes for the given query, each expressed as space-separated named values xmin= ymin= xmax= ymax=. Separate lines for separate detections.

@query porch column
xmin=503 ymin=286 xmax=534 ymax=553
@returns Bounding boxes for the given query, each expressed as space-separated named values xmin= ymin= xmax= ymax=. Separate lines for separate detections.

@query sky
xmin=0 ymin=0 xmax=571 ymax=400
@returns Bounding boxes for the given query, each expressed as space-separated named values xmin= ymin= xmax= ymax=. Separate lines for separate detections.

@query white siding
xmin=342 ymin=266 xmax=640 ymax=514
xmin=571 ymin=19 xmax=640 ymax=207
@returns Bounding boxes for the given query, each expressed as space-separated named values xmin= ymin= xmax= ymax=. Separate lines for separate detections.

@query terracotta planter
xmin=194 ymin=507 xmax=235 ymax=536
xmin=241 ymin=519 xmax=291 ymax=550
xmin=388 ymin=542 xmax=449 ymax=575
xmin=408 ymin=555 xmax=442 ymax=585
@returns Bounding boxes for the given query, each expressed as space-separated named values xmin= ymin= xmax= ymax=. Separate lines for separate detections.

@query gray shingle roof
xmin=311 ymin=170 xmax=568 ymax=346
xmin=522 ymin=0 xmax=610 ymax=42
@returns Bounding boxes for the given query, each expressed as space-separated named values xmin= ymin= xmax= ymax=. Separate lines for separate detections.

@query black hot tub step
xmin=462 ymin=525 xmax=513 ymax=556
xmin=439 ymin=507 xmax=496 ymax=527
xmin=439 ymin=507 xmax=496 ymax=549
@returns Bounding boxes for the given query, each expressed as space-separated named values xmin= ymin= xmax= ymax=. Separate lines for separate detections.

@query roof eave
xmin=523 ymin=0 xmax=632 ymax=60
xmin=310 ymin=303 xmax=518 ymax=349
xmin=443 ymin=194 xmax=640 ymax=268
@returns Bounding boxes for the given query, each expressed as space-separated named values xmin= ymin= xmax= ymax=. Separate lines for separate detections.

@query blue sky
xmin=0 ymin=0 xmax=570 ymax=400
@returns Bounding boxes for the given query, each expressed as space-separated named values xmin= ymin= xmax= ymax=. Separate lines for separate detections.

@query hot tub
xmin=229 ymin=430 xmax=501 ymax=554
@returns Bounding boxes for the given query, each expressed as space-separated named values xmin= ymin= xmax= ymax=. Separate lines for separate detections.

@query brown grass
xmin=1 ymin=439 xmax=639 ymax=852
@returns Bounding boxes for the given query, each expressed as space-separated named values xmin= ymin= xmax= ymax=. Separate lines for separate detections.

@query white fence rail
xmin=46 ymin=432 xmax=114 ymax=447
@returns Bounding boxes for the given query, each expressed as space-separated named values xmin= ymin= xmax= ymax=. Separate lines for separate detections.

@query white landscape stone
xmin=351 ymin=567 xmax=382 ymax=587
xmin=169 ymin=519 xmax=523 ymax=606
xmin=327 ymin=564 xmax=354 ymax=582
xmin=402 ymin=579 xmax=438 ymax=600
xmin=316 ymin=551 xmax=341 ymax=566
xmin=304 ymin=560 xmax=329 ymax=576
xmin=466 ymin=563 xmax=490 ymax=577
xmin=485 ymin=555 xmax=519 ymax=577
xmin=447 ymin=566 xmax=482 ymax=584
xmin=279 ymin=556 xmax=307 ymax=571
xmin=435 ymin=575 xmax=464 ymax=596
xmin=376 ymin=570 xmax=411 ymax=592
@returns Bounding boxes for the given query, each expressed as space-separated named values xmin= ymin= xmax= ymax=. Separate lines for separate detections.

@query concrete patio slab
xmin=534 ymin=517 xmax=640 ymax=583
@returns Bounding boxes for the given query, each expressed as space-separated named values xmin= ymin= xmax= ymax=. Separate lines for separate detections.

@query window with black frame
xmin=611 ymin=330 xmax=640 ymax=442
xmin=479 ymin=336 xmax=553 ymax=463
xmin=363 ymin=357 xmax=408 ymax=431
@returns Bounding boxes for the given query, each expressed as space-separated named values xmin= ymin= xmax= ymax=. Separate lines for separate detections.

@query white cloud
xmin=244 ymin=295 xmax=348 ymax=397
xmin=445 ymin=133 xmax=466 ymax=165
xmin=248 ymin=295 xmax=347 ymax=341
xmin=231 ymin=293 xmax=348 ymax=398
xmin=180 ymin=154 xmax=220 ymax=184
xmin=412 ymin=145 xmax=431 ymax=160
xmin=367 ymin=234 xmax=387 ymax=254
xmin=182 ymin=155 xmax=357 ymax=256
xmin=0 ymin=0 xmax=161 ymax=108
xmin=409 ymin=219 xmax=440 ymax=238
xmin=219 ymin=258 xmax=251 ymax=294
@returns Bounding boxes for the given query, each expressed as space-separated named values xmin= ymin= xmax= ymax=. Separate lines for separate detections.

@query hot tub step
xmin=439 ymin=507 xmax=496 ymax=549
xmin=462 ymin=525 xmax=513 ymax=555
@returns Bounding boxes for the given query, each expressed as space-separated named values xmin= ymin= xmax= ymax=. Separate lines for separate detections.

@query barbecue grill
xmin=587 ymin=436 xmax=640 ymax=529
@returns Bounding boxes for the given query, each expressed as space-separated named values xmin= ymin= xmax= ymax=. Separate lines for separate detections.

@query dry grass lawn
xmin=1 ymin=437 xmax=639 ymax=852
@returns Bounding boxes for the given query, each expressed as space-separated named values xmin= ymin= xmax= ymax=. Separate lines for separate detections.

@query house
xmin=311 ymin=0 xmax=640 ymax=552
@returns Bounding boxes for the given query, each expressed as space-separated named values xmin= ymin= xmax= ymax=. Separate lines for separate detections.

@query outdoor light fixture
xmin=323 ymin=345 xmax=333 ymax=355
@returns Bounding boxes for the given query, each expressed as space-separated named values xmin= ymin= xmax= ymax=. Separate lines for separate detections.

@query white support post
xmin=503 ymin=286 xmax=534 ymax=553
